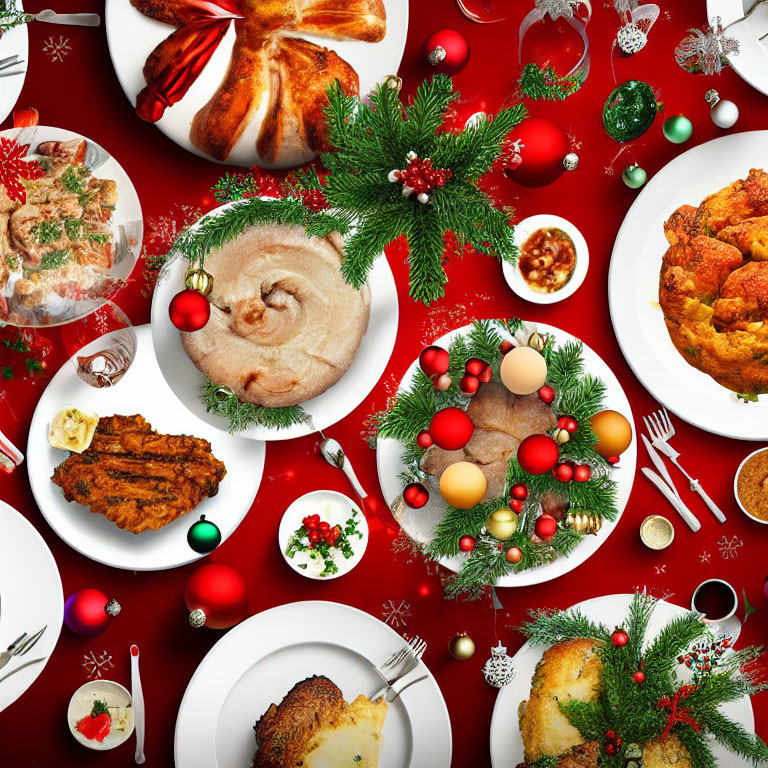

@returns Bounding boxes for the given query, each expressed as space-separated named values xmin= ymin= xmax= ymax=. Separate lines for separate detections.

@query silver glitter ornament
xmin=563 ymin=152 xmax=579 ymax=171
xmin=482 ymin=642 xmax=516 ymax=688
xmin=617 ymin=22 xmax=647 ymax=55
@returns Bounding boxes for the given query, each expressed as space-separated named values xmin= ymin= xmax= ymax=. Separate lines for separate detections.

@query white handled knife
xmin=641 ymin=434 xmax=679 ymax=499
xmin=642 ymin=468 xmax=701 ymax=532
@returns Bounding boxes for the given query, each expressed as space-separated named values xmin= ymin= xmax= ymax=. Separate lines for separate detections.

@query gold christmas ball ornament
xmin=185 ymin=267 xmax=214 ymax=297
xmin=448 ymin=632 xmax=476 ymax=660
xmin=439 ymin=461 xmax=487 ymax=509
xmin=590 ymin=409 xmax=633 ymax=458
xmin=500 ymin=346 xmax=548 ymax=395
xmin=486 ymin=507 xmax=519 ymax=540
xmin=565 ymin=511 xmax=603 ymax=535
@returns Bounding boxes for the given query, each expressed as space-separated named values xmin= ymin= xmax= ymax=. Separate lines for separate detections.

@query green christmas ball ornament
xmin=662 ymin=114 xmax=693 ymax=144
xmin=622 ymin=164 xmax=647 ymax=189
xmin=603 ymin=80 xmax=658 ymax=143
xmin=187 ymin=515 xmax=222 ymax=554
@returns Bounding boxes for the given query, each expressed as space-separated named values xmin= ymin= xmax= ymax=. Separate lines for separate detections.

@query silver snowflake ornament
xmin=482 ymin=642 xmax=515 ymax=688
xmin=535 ymin=0 xmax=580 ymax=19
xmin=675 ymin=17 xmax=739 ymax=75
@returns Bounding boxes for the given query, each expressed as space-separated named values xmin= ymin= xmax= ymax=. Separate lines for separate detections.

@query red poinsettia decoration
xmin=0 ymin=137 xmax=45 ymax=204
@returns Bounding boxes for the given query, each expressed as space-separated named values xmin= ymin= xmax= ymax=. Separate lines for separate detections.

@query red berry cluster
xmin=302 ymin=514 xmax=341 ymax=548
xmin=300 ymin=188 xmax=330 ymax=212
xmin=603 ymin=729 xmax=622 ymax=756
xmin=538 ymin=385 xmax=555 ymax=404
xmin=460 ymin=357 xmax=492 ymax=395
xmin=552 ymin=462 xmax=592 ymax=483
xmin=396 ymin=156 xmax=452 ymax=194
xmin=509 ymin=482 xmax=528 ymax=513
xmin=492 ymin=139 xmax=523 ymax=174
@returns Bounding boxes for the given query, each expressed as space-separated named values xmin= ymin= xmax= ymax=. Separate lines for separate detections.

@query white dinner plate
xmin=0 ymin=124 xmax=143 ymax=327
xmin=0 ymin=2 xmax=28 ymax=125
xmin=175 ymin=601 xmax=452 ymax=768
xmin=376 ymin=321 xmax=636 ymax=588
xmin=708 ymin=0 xmax=768 ymax=96
xmin=105 ymin=0 xmax=408 ymax=167
xmin=609 ymin=130 xmax=768 ymax=439
xmin=27 ymin=324 xmax=265 ymax=570
xmin=490 ymin=593 xmax=757 ymax=767
xmin=151 ymin=203 xmax=399 ymax=441
xmin=0 ymin=499 xmax=63 ymax=713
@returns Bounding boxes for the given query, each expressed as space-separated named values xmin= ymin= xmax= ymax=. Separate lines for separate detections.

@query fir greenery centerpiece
xmin=376 ymin=319 xmax=621 ymax=600
xmin=0 ymin=0 xmax=31 ymax=33
xmin=519 ymin=591 xmax=768 ymax=768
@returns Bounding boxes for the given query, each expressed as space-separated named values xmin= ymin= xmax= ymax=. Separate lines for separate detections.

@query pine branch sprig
xmin=519 ymin=63 xmax=582 ymax=101
xmin=520 ymin=607 xmax=611 ymax=646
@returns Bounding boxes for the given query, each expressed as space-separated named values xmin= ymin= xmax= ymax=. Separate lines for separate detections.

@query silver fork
xmin=0 ymin=626 xmax=47 ymax=672
xmin=643 ymin=408 xmax=726 ymax=523
xmin=371 ymin=635 xmax=427 ymax=701
xmin=0 ymin=55 xmax=25 ymax=78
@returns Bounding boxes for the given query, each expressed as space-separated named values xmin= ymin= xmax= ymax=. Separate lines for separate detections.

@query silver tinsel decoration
xmin=675 ymin=17 xmax=739 ymax=76
xmin=482 ymin=642 xmax=516 ymax=688
xmin=617 ymin=22 xmax=647 ymax=55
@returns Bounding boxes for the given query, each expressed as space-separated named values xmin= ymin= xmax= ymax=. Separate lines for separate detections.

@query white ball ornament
xmin=705 ymin=89 xmax=739 ymax=130
xmin=616 ymin=22 xmax=647 ymax=55
xmin=500 ymin=346 xmax=548 ymax=395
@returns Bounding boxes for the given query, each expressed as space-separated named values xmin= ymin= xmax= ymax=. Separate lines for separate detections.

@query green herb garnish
xmin=90 ymin=699 xmax=109 ymax=717
xmin=31 ymin=220 xmax=62 ymax=245
xmin=61 ymin=164 xmax=89 ymax=195
xmin=285 ymin=508 xmax=362 ymax=577
xmin=38 ymin=250 xmax=70 ymax=270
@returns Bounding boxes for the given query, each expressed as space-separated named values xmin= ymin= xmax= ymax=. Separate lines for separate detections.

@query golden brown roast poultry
xmin=132 ymin=0 xmax=385 ymax=164
xmin=420 ymin=382 xmax=556 ymax=501
xmin=659 ymin=169 xmax=768 ymax=394
xmin=253 ymin=676 xmax=387 ymax=768
xmin=51 ymin=415 xmax=226 ymax=534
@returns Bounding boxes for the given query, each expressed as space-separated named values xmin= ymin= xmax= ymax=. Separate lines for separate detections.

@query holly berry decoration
xmin=416 ymin=430 xmax=433 ymax=449
xmin=300 ymin=188 xmax=329 ymax=212
xmin=534 ymin=513 xmax=558 ymax=540
xmin=403 ymin=482 xmax=429 ymax=509
xmin=169 ymin=288 xmax=210 ymax=332
xmin=427 ymin=407 xmax=474 ymax=450
xmin=459 ymin=374 xmax=480 ymax=395
xmin=185 ymin=563 xmax=248 ymax=629
xmin=465 ymin=357 xmax=487 ymax=377
xmin=505 ymin=546 xmax=523 ymax=564
xmin=634 ymin=670 xmax=646 ymax=683
xmin=187 ymin=514 xmax=222 ymax=554
xmin=509 ymin=498 xmax=523 ymax=513
xmin=499 ymin=117 xmax=571 ymax=187
xmin=605 ymin=743 xmax=618 ymax=756
xmin=612 ymin=627 xmax=629 ymax=647
xmin=0 ymin=137 xmax=45 ymax=204
xmin=424 ymin=28 xmax=470 ymax=75
xmin=459 ymin=535 xmax=476 ymax=552
xmin=64 ymin=589 xmax=121 ymax=638
xmin=499 ymin=340 xmax=514 ymax=355
xmin=510 ymin=482 xmax=528 ymax=500
xmin=603 ymin=729 xmax=623 ymax=756
xmin=552 ymin=462 xmax=574 ymax=483
xmin=606 ymin=455 xmax=620 ymax=465
xmin=557 ymin=416 xmax=578 ymax=434
xmin=389 ymin=151 xmax=452 ymax=205
xmin=517 ymin=434 xmax=560 ymax=475
xmin=538 ymin=385 xmax=555 ymax=404
xmin=573 ymin=464 xmax=592 ymax=483
xmin=419 ymin=345 xmax=450 ymax=377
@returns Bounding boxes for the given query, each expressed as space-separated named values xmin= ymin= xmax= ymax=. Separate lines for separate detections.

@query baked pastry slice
xmin=254 ymin=676 xmax=387 ymax=768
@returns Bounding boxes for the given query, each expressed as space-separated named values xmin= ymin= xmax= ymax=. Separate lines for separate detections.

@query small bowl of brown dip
xmin=503 ymin=215 xmax=588 ymax=304
xmin=734 ymin=448 xmax=768 ymax=524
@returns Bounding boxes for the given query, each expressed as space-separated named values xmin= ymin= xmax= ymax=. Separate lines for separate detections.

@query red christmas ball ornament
xmin=517 ymin=434 xmax=559 ymax=474
xmin=557 ymin=416 xmax=578 ymax=434
xmin=64 ymin=589 xmax=121 ymax=638
xmin=459 ymin=535 xmax=476 ymax=552
xmin=419 ymin=345 xmax=450 ymax=377
xmin=611 ymin=628 xmax=629 ymax=647
xmin=433 ymin=373 xmax=452 ymax=391
xmin=465 ymin=357 xmax=486 ymax=377
xmin=499 ymin=340 xmax=514 ymax=355
xmin=459 ymin=374 xmax=480 ymax=395
xmin=538 ymin=385 xmax=556 ymax=404
xmin=509 ymin=498 xmax=523 ymax=513
xmin=573 ymin=464 xmax=592 ymax=483
xmin=185 ymin=564 xmax=248 ymax=630
xmin=403 ymin=482 xmax=429 ymax=509
xmin=634 ymin=670 xmax=646 ymax=683
xmin=425 ymin=28 xmax=470 ymax=75
xmin=552 ymin=462 xmax=574 ymax=482
xmin=169 ymin=288 xmax=210 ymax=332
xmin=416 ymin=430 xmax=433 ymax=449
xmin=511 ymin=483 xmax=528 ymax=500
xmin=505 ymin=546 xmax=523 ymax=564
xmin=502 ymin=117 xmax=571 ymax=187
xmin=478 ymin=364 xmax=493 ymax=383
xmin=534 ymin=513 xmax=558 ymax=540
xmin=429 ymin=407 xmax=474 ymax=450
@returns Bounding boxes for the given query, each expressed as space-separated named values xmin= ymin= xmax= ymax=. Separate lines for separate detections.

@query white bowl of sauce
xmin=502 ymin=214 xmax=588 ymax=304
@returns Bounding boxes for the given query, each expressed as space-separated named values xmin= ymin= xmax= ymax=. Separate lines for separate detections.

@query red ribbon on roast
xmin=657 ymin=684 xmax=702 ymax=739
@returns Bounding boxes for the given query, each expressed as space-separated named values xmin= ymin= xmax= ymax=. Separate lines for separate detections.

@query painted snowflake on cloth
xmin=381 ymin=599 xmax=412 ymax=629
xmin=42 ymin=36 xmax=71 ymax=63
xmin=717 ymin=535 xmax=743 ymax=560
xmin=82 ymin=649 xmax=114 ymax=679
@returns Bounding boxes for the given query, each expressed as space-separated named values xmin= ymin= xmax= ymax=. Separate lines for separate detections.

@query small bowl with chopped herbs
xmin=734 ymin=448 xmax=768 ymax=525
xmin=278 ymin=490 xmax=369 ymax=580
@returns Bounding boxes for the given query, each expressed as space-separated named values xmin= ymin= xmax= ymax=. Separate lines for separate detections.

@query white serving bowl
xmin=68 ymin=679 xmax=134 ymax=750
xmin=734 ymin=447 xmax=768 ymax=525
xmin=278 ymin=490 xmax=368 ymax=580
xmin=503 ymin=214 xmax=588 ymax=304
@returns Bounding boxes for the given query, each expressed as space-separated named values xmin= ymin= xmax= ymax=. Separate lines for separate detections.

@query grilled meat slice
xmin=51 ymin=414 xmax=226 ymax=533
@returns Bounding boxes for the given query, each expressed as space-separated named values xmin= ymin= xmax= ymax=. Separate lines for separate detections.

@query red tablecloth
xmin=2 ymin=0 xmax=767 ymax=765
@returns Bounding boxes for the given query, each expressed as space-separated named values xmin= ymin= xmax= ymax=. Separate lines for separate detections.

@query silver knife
xmin=641 ymin=434 xmax=679 ymax=499
xmin=30 ymin=10 xmax=101 ymax=26
xmin=642 ymin=468 xmax=701 ymax=532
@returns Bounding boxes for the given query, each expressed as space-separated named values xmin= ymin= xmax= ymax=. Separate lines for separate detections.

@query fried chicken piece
xmin=519 ymin=639 xmax=603 ymax=762
xmin=718 ymin=215 xmax=768 ymax=260
xmin=664 ymin=204 xmax=697 ymax=245
xmin=695 ymin=168 xmax=768 ymax=234
xmin=51 ymin=414 xmax=226 ymax=533
xmin=662 ymin=237 xmax=744 ymax=299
